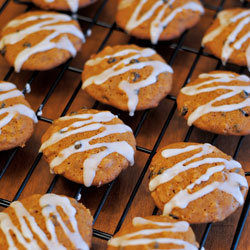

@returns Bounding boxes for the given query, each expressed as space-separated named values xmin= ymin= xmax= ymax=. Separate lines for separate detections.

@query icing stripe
xmin=4 ymin=14 xmax=71 ymax=28
xmin=40 ymin=111 xmax=116 ymax=150
xmin=0 ymin=13 xmax=84 ymax=72
xmin=108 ymin=217 xmax=198 ymax=249
xmin=123 ymin=0 xmax=204 ymax=44
xmin=44 ymin=0 xmax=79 ymax=12
xmin=0 ymin=194 xmax=89 ymax=250
xmin=40 ymin=111 xmax=135 ymax=187
xmin=85 ymin=48 xmax=149 ymax=66
xmin=132 ymin=217 xmax=189 ymax=231
xmin=202 ymin=9 xmax=250 ymax=69
xmin=118 ymin=0 xmax=135 ymax=10
xmin=164 ymin=168 xmax=248 ymax=215
xmin=150 ymin=2 xmax=204 ymax=44
xmin=0 ymin=90 xmax=23 ymax=102
xmin=0 ymin=82 xmax=16 ymax=91
xmin=40 ymin=194 xmax=89 ymax=249
xmin=82 ymin=48 xmax=173 ymax=116
xmin=149 ymin=143 xmax=248 ymax=216
xmin=180 ymin=72 xmax=250 ymax=126
xmin=109 ymin=238 xmax=198 ymax=250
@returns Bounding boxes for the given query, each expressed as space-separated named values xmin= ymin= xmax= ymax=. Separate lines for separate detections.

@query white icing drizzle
xmin=123 ymin=0 xmax=204 ymax=44
xmin=82 ymin=48 xmax=173 ymax=116
xmin=0 ymin=194 xmax=89 ymax=250
xmin=132 ymin=217 xmax=189 ymax=232
xmin=0 ymin=13 xmax=84 ymax=72
xmin=0 ymin=82 xmax=16 ymax=91
xmin=0 ymin=82 xmax=38 ymax=134
xmin=40 ymin=111 xmax=135 ymax=187
xmin=247 ymin=44 xmax=250 ymax=70
xmin=149 ymin=143 xmax=248 ymax=216
xmin=202 ymin=9 xmax=250 ymax=69
xmin=4 ymin=14 xmax=70 ymax=28
xmin=180 ymin=72 xmax=250 ymax=126
xmin=108 ymin=217 xmax=198 ymax=249
xmin=44 ymin=0 xmax=79 ymax=13
xmin=0 ymin=89 xmax=22 ymax=102
xmin=40 ymin=194 xmax=89 ymax=249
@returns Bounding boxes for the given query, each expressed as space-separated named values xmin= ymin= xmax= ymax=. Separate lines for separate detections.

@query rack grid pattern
xmin=0 ymin=0 xmax=250 ymax=249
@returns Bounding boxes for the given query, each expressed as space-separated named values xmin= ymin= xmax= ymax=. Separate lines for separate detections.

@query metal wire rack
xmin=0 ymin=0 xmax=250 ymax=249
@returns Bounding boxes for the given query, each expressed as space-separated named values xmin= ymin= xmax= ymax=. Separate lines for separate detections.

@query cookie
xmin=149 ymin=142 xmax=248 ymax=223
xmin=82 ymin=44 xmax=173 ymax=116
xmin=40 ymin=108 xmax=136 ymax=187
xmin=177 ymin=71 xmax=250 ymax=135
xmin=0 ymin=11 xmax=85 ymax=72
xmin=116 ymin=0 xmax=204 ymax=44
xmin=31 ymin=0 xmax=97 ymax=13
xmin=202 ymin=8 xmax=250 ymax=69
xmin=0 ymin=81 xmax=37 ymax=151
xmin=107 ymin=216 xmax=200 ymax=250
xmin=0 ymin=193 xmax=92 ymax=250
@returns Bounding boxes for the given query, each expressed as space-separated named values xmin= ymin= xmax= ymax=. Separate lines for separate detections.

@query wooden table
xmin=0 ymin=0 xmax=250 ymax=249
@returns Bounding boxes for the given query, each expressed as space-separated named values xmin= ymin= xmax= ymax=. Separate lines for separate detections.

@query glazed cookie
xmin=82 ymin=44 xmax=173 ymax=116
xmin=0 ymin=11 xmax=84 ymax=72
xmin=40 ymin=109 xmax=136 ymax=187
xmin=0 ymin=193 xmax=93 ymax=249
xmin=107 ymin=216 xmax=200 ymax=250
xmin=177 ymin=71 xmax=250 ymax=135
xmin=31 ymin=0 xmax=97 ymax=13
xmin=202 ymin=8 xmax=250 ymax=69
xmin=116 ymin=0 xmax=204 ymax=44
xmin=0 ymin=81 xmax=37 ymax=151
xmin=149 ymin=142 xmax=248 ymax=223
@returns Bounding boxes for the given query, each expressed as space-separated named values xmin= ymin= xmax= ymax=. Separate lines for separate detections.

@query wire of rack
xmin=0 ymin=0 xmax=250 ymax=249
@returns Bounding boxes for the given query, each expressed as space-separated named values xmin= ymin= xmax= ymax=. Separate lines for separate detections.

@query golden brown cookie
xmin=0 ymin=11 xmax=84 ymax=72
xmin=149 ymin=142 xmax=248 ymax=223
xmin=107 ymin=215 xmax=200 ymax=250
xmin=31 ymin=0 xmax=97 ymax=13
xmin=202 ymin=8 xmax=250 ymax=69
xmin=82 ymin=44 xmax=173 ymax=116
xmin=177 ymin=71 xmax=250 ymax=135
xmin=40 ymin=108 xmax=136 ymax=187
xmin=0 ymin=81 xmax=37 ymax=151
xmin=116 ymin=0 xmax=204 ymax=44
xmin=0 ymin=193 xmax=92 ymax=250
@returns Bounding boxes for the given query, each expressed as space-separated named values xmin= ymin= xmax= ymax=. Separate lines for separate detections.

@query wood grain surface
xmin=0 ymin=0 xmax=250 ymax=249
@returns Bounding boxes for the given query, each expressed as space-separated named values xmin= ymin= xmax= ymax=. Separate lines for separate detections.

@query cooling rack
xmin=0 ymin=0 xmax=250 ymax=249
